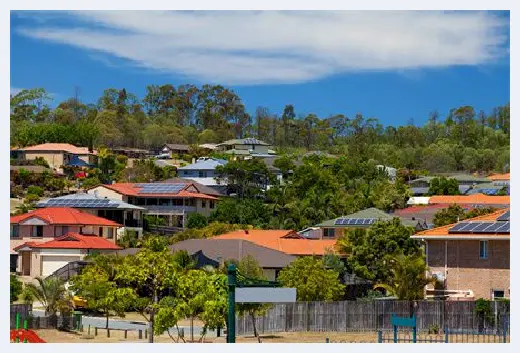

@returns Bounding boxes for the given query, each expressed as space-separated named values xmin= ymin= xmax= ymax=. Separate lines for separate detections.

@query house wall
xmin=195 ymin=198 xmax=217 ymax=217
xmin=23 ymin=151 xmax=65 ymax=169
xmin=88 ymin=186 xmax=124 ymax=201
xmin=179 ymin=170 xmax=217 ymax=178
xmin=426 ymin=239 xmax=510 ymax=299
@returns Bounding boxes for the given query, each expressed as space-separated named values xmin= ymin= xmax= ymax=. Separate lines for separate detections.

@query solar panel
xmin=496 ymin=222 xmax=510 ymax=233
xmin=471 ymin=222 xmax=495 ymax=232
xmin=449 ymin=222 xmax=471 ymax=233
xmin=459 ymin=223 xmax=482 ymax=232
xmin=478 ymin=223 xmax=502 ymax=233
xmin=497 ymin=211 xmax=510 ymax=222
xmin=334 ymin=218 xmax=343 ymax=226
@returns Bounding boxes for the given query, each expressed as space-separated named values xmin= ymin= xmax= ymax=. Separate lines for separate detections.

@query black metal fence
xmin=236 ymin=300 xmax=510 ymax=335
xmin=378 ymin=327 xmax=510 ymax=343
xmin=10 ymin=304 xmax=75 ymax=330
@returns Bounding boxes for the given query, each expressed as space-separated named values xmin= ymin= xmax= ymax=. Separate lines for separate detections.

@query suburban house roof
xmin=198 ymin=143 xmax=218 ymax=150
xmin=36 ymin=192 xmax=146 ymax=210
xmin=213 ymin=229 xmax=337 ymax=256
xmin=163 ymin=144 xmax=190 ymax=151
xmin=316 ymin=208 xmax=418 ymax=228
xmin=393 ymin=204 xmax=473 ymax=224
xmin=428 ymin=194 xmax=510 ymax=205
xmin=17 ymin=143 xmax=97 ymax=155
xmin=157 ymin=178 xmax=224 ymax=196
xmin=410 ymin=185 xmax=472 ymax=196
xmin=170 ymin=239 xmax=296 ymax=268
xmin=177 ymin=158 xmax=227 ymax=171
xmin=95 ymin=183 xmax=219 ymax=200
xmin=411 ymin=209 xmax=509 ymax=240
xmin=488 ymin=173 xmax=510 ymax=181
xmin=10 ymin=207 xmax=121 ymax=226
xmin=216 ymin=138 xmax=271 ymax=147
xmin=14 ymin=233 xmax=121 ymax=251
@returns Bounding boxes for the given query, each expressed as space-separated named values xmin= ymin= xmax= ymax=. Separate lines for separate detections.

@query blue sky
xmin=10 ymin=10 xmax=510 ymax=126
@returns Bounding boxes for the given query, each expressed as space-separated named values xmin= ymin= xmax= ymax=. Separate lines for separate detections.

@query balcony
xmin=124 ymin=219 xmax=143 ymax=228
xmin=143 ymin=205 xmax=196 ymax=215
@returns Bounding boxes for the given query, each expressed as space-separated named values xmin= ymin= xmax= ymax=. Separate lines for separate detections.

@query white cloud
xmin=14 ymin=11 xmax=509 ymax=85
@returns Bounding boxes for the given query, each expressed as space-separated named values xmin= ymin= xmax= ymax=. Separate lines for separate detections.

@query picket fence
xmin=235 ymin=300 xmax=510 ymax=336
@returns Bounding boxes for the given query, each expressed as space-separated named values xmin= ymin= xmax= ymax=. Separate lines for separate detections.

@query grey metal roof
xmin=178 ymin=158 xmax=227 ymax=171
xmin=36 ymin=192 xmax=145 ymax=210
xmin=216 ymin=138 xmax=270 ymax=147
xmin=158 ymin=177 xmax=224 ymax=196
xmin=163 ymin=144 xmax=190 ymax=151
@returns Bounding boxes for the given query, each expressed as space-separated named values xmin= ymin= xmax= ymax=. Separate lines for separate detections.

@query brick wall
xmin=427 ymin=239 xmax=510 ymax=299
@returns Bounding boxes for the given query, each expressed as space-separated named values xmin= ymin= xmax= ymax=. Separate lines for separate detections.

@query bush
xmin=10 ymin=274 xmax=23 ymax=303
xmin=33 ymin=157 xmax=50 ymax=168
xmin=10 ymin=185 xmax=24 ymax=198
xmin=187 ymin=213 xmax=208 ymax=229
xmin=24 ymin=193 xmax=40 ymax=203
xmin=27 ymin=185 xmax=44 ymax=197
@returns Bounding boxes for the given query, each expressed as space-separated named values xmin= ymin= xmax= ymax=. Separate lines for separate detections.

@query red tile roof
xmin=428 ymin=194 xmax=510 ymax=205
xmin=99 ymin=183 xmax=219 ymax=200
xmin=213 ymin=229 xmax=337 ymax=256
xmin=488 ymin=173 xmax=510 ymax=181
xmin=18 ymin=143 xmax=97 ymax=155
xmin=412 ymin=209 xmax=509 ymax=239
xmin=14 ymin=233 xmax=121 ymax=250
xmin=10 ymin=208 xmax=121 ymax=227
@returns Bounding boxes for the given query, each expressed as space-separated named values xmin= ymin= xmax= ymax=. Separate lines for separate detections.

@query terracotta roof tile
xmin=10 ymin=207 xmax=121 ymax=227
xmin=413 ymin=209 xmax=509 ymax=238
xmin=19 ymin=143 xmax=97 ymax=155
xmin=213 ymin=230 xmax=337 ymax=256
xmin=428 ymin=194 xmax=510 ymax=205
xmin=488 ymin=173 xmax=510 ymax=181
xmin=17 ymin=233 xmax=121 ymax=250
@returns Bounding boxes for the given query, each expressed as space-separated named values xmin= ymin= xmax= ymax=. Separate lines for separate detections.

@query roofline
xmin=411 ymin=235 xmax=510 ymax=240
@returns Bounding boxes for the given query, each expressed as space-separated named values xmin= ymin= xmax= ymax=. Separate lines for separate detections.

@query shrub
xmin=27 ymin=185 xmax=44 ymax=197
xmin=24 ymin=193 xmax=40 ymax=203
xmin=187 ymin=213 xmax=208 ymax=229
xmin=10 ymin=274 xmax=23 ymax=303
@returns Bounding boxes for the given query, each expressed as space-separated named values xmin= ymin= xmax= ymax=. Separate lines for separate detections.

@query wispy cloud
xmin=14 ymin=11 xmax=509 ymax=85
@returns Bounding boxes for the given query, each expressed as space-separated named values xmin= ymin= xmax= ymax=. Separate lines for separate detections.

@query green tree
xmin=10 ymin=274 xmax=23 ymax=303
xmin=432 ymin=204 xmax=466 ymax=227
xmin=428 ymin=177 xmax=460 ymax=196
xmin=186 ymin=213 xmax=208 ymax=229
xmin=278 ymin=256 xmax=345 ymax=301
xmin=70 ymin=264 xmax=136 ymax=329
xmin=210 ymin=198 xmax=270 ymax=227
xmin=115 ymin=236 xmax=179 ymax=343
xmin=24 ymin=277 xmax=68 ymax=323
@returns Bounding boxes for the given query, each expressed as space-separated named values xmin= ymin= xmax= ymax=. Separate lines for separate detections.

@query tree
xmin=115 ymin=236 xmax=179 ymax=343
xmin=278 ymin=256 xmax=345 ymax=301
xmin=344 ymin=219 xmax=422 ymax=282
xmin=236 ymin=255 xmax=271 ymax=342
xmin=10 ymin=274 xmax=23 ymax=303
xmin=209 ymin=198 xmax=271 ymax=227
xmin=428 ymin=177 xmax=460 ymax=196
xmin=70 ymin=262 xmax=136 ymax=329
xmin=24 ymin=277 xmax=68 ymax=324
xmin=186 ymin=212 xmax=208 ymax=229
xmin=374 ymin=253 xmax=435 ymax=313
xmin=432 ymin=204 xmax=466 ymax=227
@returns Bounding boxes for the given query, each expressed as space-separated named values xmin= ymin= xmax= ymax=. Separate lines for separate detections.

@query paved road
xmin=32 ymin=309 xmax=217 ymax=338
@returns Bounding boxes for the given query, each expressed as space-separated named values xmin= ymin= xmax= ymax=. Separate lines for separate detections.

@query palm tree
xmin=25 ymin=277 xmax=67 ymax=321
xmin=374 ymin=253 xmax=435 ymax=315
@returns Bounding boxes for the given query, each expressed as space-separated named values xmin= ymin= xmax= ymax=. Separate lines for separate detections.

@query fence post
xmin=124 ymin=330 xmax=128 ymax=339
xmin=107 ymin=328 xmax=110 ymax=338
xmin=88 ymin=325 xmax=91 ymax=336
xmin=444 ymin=327 xmax=449 ymax=343
xmin=23 ymin=319 xmax=28 ymax=343
xmin=503 ymin=317 xmax=508 ymax=343
xmin=139 ymin=330 xmax=142 ymax=339
xmin=412 ymin=316 xmax=417 ymax=343
xmin=325 ymin=337 xmax=329 ymax=343
xmin=378 ymin=330 xmax=383 ymax=343
xmin=95 ymin=327 xmax=98 ymax=336
xmin=393 ymin=322 xmax=398 ymax=343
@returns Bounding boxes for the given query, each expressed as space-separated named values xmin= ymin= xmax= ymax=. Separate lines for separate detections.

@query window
xmin=159 ymin=198 xmax=170 ymax=206
xmin=10 ymin=225 xmax=20 ymax=238
xmin=210 ymin=200 xmax=215 ymax=209
xmin=62 ymin=226 xmax=69 ymax=236
xmin=493 ymin=290 xmax=505 ymax=300
xmin=99 ymin=227 xmax=103 ymax=237
xmin=201 ymin=200 xmax=206 ymax=208
xmin=107 ymin=228 xmax=114 ymax=239
xmin=479 ymin=240 xmax=488 ymax=259
xmin=173 ymin=199 xmax=183 ymax=206
xmin=136 ymin=198 xmax=146 ymax=206
xmin=32 ymin=225 xmax=43 ymax=238
xmin=323 ymin=228 xmax=335 ymax=238
xmin=147 ymin=198 xmax=158 ymax=206
xmin=199 ymin=171 xmax=204 ymax=178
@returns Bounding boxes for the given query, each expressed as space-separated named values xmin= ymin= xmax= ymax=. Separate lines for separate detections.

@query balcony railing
xmin=142 ymin=205 xmax=196 ymax=215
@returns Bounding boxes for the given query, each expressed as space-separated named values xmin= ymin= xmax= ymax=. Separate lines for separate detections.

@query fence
xmin=235 ymin=300 xmax=510 ymax=335
xmin=10 ymin=304 xmax=75 ymax=330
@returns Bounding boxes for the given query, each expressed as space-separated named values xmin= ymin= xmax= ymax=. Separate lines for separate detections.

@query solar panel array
xmin=334 ymin=218 xmax=378 ymax=226
xmin=448 ymin=221 xmax=510 ymax=234
xmin=136 ymin=183 xmax=185 ymax=194
xmin=497 ymin=211 xmax=510 ymax=221
xmin=44 ymin=199 xmax=113 ymax=208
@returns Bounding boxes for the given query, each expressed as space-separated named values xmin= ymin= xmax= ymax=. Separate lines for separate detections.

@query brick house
xmin=10 ymin=208 xmax=121 ymax=278
xmin=411 ymin=209 xmax=510 ymax=300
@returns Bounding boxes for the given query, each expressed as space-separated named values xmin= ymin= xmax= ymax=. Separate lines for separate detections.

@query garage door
xmin=41 ymin=256 xmax=82 ymax=277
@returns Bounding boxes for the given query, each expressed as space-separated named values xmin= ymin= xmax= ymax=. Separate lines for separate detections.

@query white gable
xmin=20 ymin=217 xmax=49 ymax=226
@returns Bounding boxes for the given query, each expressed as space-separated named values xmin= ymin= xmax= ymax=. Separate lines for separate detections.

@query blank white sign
xmin=235 ymin=287 xmax=296 ymax=303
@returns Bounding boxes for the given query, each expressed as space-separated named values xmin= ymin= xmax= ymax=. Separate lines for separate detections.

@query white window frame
xmin=32 ymin=225 xmax=43 ymax=238
xmin=492 ymin=289 xmax=505 ymax=300
xmin=479 ymin=240 xmax=488 ymax=259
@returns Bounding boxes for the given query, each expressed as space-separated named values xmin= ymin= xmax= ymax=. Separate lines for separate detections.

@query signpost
xmin=226 ymin=264 xmax=296 ymax=343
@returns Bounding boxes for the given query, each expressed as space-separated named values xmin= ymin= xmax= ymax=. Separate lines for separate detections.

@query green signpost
xmin=226 ymin=264 xmax=296 ymax=343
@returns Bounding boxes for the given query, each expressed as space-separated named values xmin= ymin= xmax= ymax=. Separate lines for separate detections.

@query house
xmin=215 ymin=138 xmax=275 ymax=158
xmin=465 ymin=183 xmax=509 ymax=196
xmin=87 ymin=182 xmax=219 ymax=228
xmin=376 ymin=165 xmax=397 ymax=182
xmin=411 ymin=209 xmax=510 ymax=300
xmin=300 ymin=208 xmax=424 ymax=240
xmin=157 ymin=177 xmax=224 ymax=196
xmin=213 ymin=229 xmax=337 ymax=257
xmin=393 ymin=204 xmax=473 ymax=227
xmin=14 ymin=233 xmax=121 ymax=279
xmin=177 ymin=158 xmax=228 ymax=191
xmin=15 ymin=143 xmax=98 ymax=172
xmin=407 ymin=175 xmax=489 ymax=196
xmin=487 ymin=173 xmax=510 ymax=187
xmin=198 ymin=143 xmax=218 ymax=151
xmin=118 ymin=238 xmax=296 ymax=281
xmin=36 ymin=192 xmax=147 ymax=238
xmin=10 ymin=208 xmax=121 ymax=276
xmin=428 ymin=194 xmax=510 ymax=207
xmin=111 ymin=147 xmax=153 ymax=159
xmin=161 ymin=144 xmax=190 ymax=158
